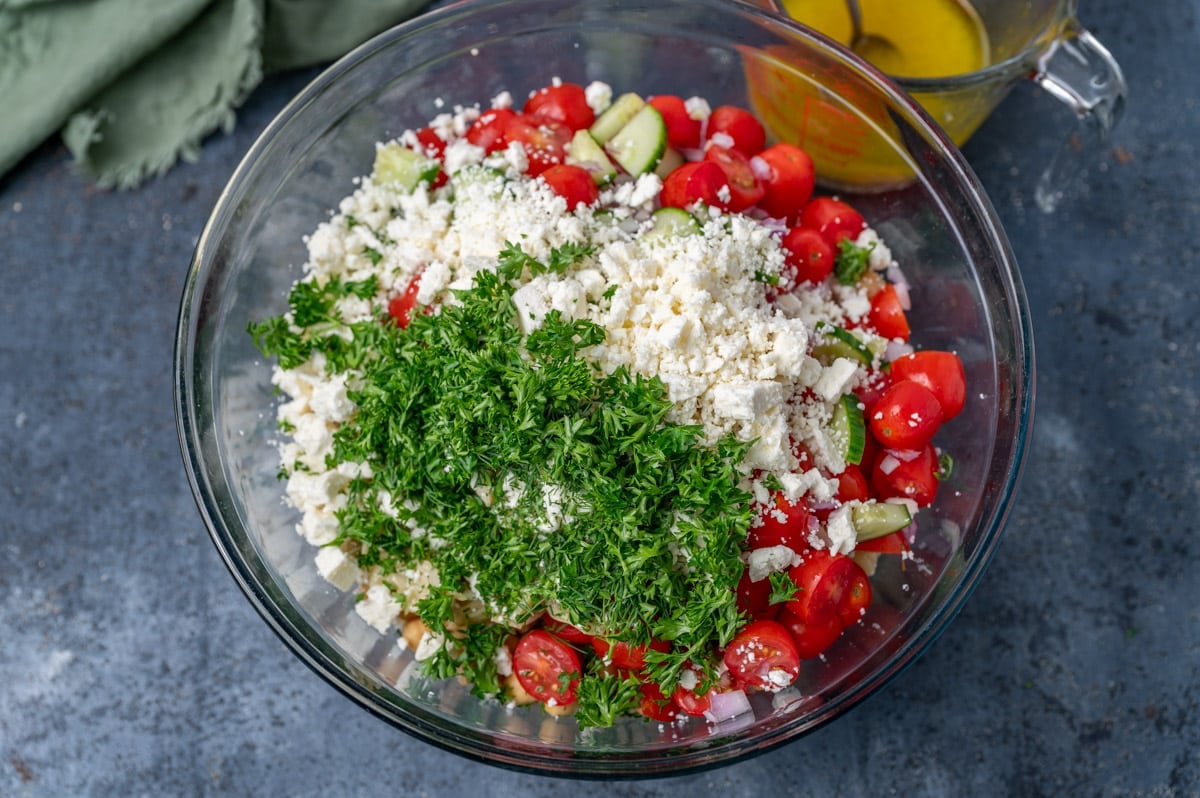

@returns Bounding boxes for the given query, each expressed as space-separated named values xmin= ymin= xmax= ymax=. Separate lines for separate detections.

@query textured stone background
xmin=1 ymin=0 xmax=1196 ymax=795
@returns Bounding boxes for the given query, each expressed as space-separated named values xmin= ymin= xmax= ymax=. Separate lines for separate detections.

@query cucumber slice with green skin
xmin=812 ymin=321 xmax=874 ymax=366
xmin=830 ymin=393 xmax=866 ymax=465
xmin=852 ymin=501 xmax=913 ymax=541
xmin=372 ymin=143 xmax=440 ymax=192
xmin=589 ymin=92 xmax=645 ymax=144
xmin=566 ymin=129 xmax=618 ymax=185
xmin=605 ymin=105 xmax=667 ymax=177
xmin=654 ymin=146 xmax=685 ymax=179
xmin=644 ymin=207 xmax=701 ymax=239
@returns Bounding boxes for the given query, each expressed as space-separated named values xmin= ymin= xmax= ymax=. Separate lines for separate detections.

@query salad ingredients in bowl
xmin=247 ymin=78 xmax=968 ymax=727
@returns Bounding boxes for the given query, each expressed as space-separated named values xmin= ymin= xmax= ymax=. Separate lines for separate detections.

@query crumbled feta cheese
xmin=315 ymin=546 xmax=360 ymax=590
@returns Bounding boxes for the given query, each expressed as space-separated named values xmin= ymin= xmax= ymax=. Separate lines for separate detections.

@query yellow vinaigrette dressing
xmin=779 ymin=0 xmax=991 ymax=79
xmin=744 ymin=0 xmax=997 ymax=190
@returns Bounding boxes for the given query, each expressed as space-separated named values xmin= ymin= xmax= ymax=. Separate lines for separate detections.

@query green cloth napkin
xmin=0 ymin=0 xmax=428 ymax=188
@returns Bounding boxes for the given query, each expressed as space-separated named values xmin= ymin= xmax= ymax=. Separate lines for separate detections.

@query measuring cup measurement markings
xmin=750 ymin=0 xmax=1126 ymax=211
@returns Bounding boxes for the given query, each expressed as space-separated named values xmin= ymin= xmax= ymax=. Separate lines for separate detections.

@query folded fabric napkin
xmin=0 ymin=0 xmax=428 ymax=188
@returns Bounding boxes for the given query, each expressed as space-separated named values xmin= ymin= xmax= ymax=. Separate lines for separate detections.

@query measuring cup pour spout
xmin=1032 ymin=18 xmax=1127 ymax=212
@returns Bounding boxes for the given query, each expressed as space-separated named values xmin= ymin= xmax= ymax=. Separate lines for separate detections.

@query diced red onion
xmin=885 ymin=340 xmax=914 ymax=362
xmin=878 ymin=454 xmax=900 ymax=475
xmin=703 ymin=689 xmax=752 ymax=723
xmin=886 ymin=448 xmax=923 ymax=462
xmin=680 ymin=147 xmax=705 ymax=162
xmin=886 ymin=265 xmax=912 ymax=310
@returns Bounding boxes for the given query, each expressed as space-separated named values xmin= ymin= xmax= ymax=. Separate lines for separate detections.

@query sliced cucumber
xmin=566 ymin=129 xmax=618 ymax=185
xmin=812 ymin=322 xmax=874 ymax=366
xmin=372 ymin=143 xmax=440 ymax=192
xmin=605 ymin=105 xmax=667 ymax=177
xmin=851 ymin=501 xmax=913 ymax=541
xmin=830 ymin=393 xmax=866 ymax=465
xmin=589 ymin=92 xmax=645 ymax=144
xmin=654 ymin=146 xmax=685 ymax=179
xmin=644 ymin=207 xmax=701 ymax=239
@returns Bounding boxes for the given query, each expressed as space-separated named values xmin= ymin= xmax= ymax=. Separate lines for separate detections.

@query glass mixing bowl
xmin=174 ymin=0 xmax=1033 ymax=777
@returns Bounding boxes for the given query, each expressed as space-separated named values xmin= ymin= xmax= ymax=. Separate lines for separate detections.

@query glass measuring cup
xmin=746 ymin=0 xmax=1126 ymax=210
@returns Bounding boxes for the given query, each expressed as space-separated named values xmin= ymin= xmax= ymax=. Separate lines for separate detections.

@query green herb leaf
xmin=833 ymin=239 xmax=874 ymax=285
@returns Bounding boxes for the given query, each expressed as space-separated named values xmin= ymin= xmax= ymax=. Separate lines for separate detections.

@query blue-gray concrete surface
xmin=1 ymin=0 xmax=1196 ymax=794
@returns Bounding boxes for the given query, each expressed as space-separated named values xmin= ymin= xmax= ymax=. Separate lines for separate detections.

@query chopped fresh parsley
xmin=250 ymin=241 xmax=753 ymax=723
xmin=768 ymin=570 xmax=796 ymax=605
xmin=833 ymin=239 xmax=875 ymax=285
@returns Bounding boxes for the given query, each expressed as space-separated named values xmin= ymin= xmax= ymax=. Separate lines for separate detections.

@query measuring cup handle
xmin=1031 ymin=19 xmax=1127 ymax=212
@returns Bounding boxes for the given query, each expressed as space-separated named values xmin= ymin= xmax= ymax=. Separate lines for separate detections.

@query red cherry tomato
xmin=782 ymin=226 xmax=835 ymax=284
xmin=523 ymin=82 xmax=594 ymax=131
xmin=538 ymin=164 xmax=600 ymax=209
xmin=754 ymin=143 xmax=816 ymax=223
xmin=889 ymin=350 xmax=967 ymax=420
xmin=838 ymin=567 xmax=873 ymax=626
xmin=778 ymin=609 xmax=844 ymax=659
xmin=672 ymin=682 xmax=713 ymax=717
xmin=661 ymin=161 xmax=732 ymax=211
xmin=801 ymin=197 xmax=866 ymax=246
xmin=543 ymin=616 xmax=593 ymax=646
xmin=591 ymin=637 xmax=670 ymax=672
xmin=723 ymin=620 xmax=800 ymax=690
xmin=835 ymin=465 xmax=871 ymax=502
xmin=869 ymin=284 xmax=911 ymax=341
xmin=749 ymin=491 xmax=813 ymax=553
xmin=639 ymin=681 xmax=679 ymax=721
xmin=736 ymin=569 xmax=778 ymax=620
xmin=505 ymin=115 xmax=571 ymax=175
xmin=466 ymin=108 xmax=517 ymax=154
xmin=785 ymin=550 xmax=861 ymax=626
xmin=649 ymin=95 xmax=702 ymax=150
xmin=871 ymin=443 xmax=940 ymax=506
xmin=706 ymin=105 xmax=766 ymax=157
xmin=412 ymin=127 xmax=446 ymax=159
xmin=386 ymin=273 xmax=422 ymax=329
xmin=855 ymin=529 xmax=910 ymax=555
xmin=869 ymin=380 xmax=944 ymax=450
xmin=703 ymin=146 xmax=765 ymax=212
xmin=513 ymin=630 xmax=582 ymax=705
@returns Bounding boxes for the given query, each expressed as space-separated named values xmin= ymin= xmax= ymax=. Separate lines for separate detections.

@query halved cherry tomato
xmin=524 ymin=82 xmax=594 ymax=131
xmin=855 ymin=529 xmax=910 ymax=555
xmin=672 ymin=682 xmax=713 ymax=717
xmin=736 ymin=569 xmax=777 ymax=619
xmin=723 ymin=620 xmax=800 ymax=690
xmin=538 ymin=164 xmax=600 ymax=209
xmin=704 ymin=146 xmax=765 ymax=212
xmin=838 ymin=567 xmax=873 ymax=626
xmin=835 ymin=464 xmax=871 ymax=503
xmin=661 ymin=161 xmax=731 ymax=211
xmin=639 ymin=681 xmax=679 ymax=721
xmin=386 ymin=273 xmax=423 ymax=329
xmin=412 ymin=127 xmax=446 ymax=159
xmin=749 ymin=491 xmax=813 ymax=553
xmin=543 ymin=616 xmax=593 ymax=646
xmin=754 ymin=143 xmax=815 ymax=223
xmin=649 ymin=95 xmax=702 ymax=150
xmin=513 ymin=630 xmax=582 ymax=705
xmin=801 ymin=197 xmax=866 ymax=246
xmin=889 ymin=350 xmax=967 ymax=420
xmin=778 ymin=609 xmax=844 ymax=659
xmin=706 ymin=105 xmax=766 ymax=157
xmin=781 ymin=226 xmax=834 ymax=284
xmin=868 ymin=284 xmax=911 ymax=341
xmin=869 ymin=380 xmax=944 ymax=450
xmin=504 ymin=115 xmax=571 ymax=175
xmin=591 ymin=637 xmax=670 ymax=672
xmin=465 ymin=108 xmax=517 ymax=154
xmin=785 ymin=550 xmax=861 ymax=626
xmin=871 ymin=443 xmax=939 ymax=506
